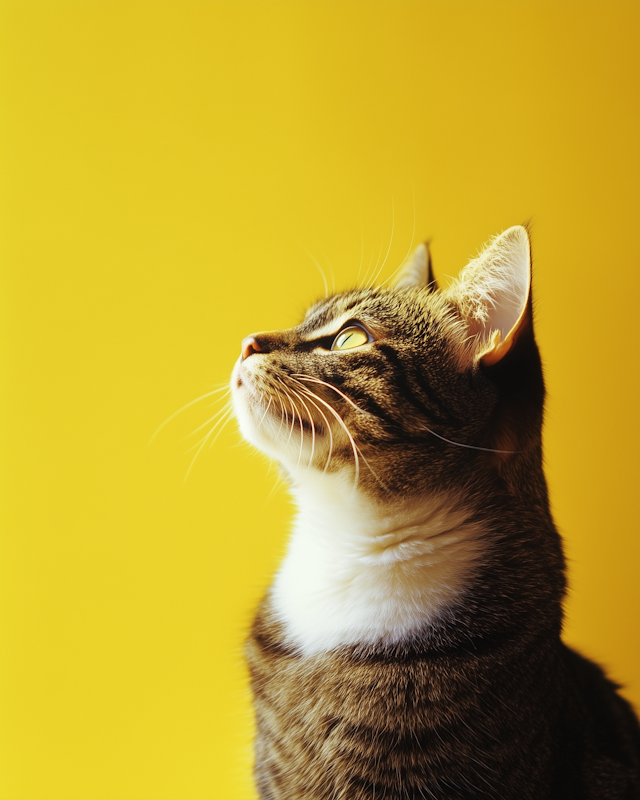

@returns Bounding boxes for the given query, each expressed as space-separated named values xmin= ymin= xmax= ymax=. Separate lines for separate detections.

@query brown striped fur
xmin=232 ymin=227 xmax=640 ymax=799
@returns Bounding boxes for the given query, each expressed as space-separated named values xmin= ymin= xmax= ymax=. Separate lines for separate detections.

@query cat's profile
xmin=231 ymin=226 xmax=640 ymax=799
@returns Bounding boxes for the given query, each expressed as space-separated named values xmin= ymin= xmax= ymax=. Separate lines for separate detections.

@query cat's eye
xmin=331 ymin=325 xmax=372 ymax=351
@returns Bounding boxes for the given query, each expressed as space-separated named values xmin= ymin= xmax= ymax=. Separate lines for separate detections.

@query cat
xmin=230 ymin=226 xmax=640 ymax=799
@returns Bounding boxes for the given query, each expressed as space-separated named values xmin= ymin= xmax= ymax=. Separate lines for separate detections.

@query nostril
xmin=241 ymin=335 xmax=263 ymax=360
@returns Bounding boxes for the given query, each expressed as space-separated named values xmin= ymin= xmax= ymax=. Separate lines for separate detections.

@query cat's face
xmin=231 ymin=226 xmax=539 ymax=499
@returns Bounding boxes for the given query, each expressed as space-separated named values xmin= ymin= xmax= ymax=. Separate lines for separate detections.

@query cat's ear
xmin=394 ymin=242 xmax=438 ymax=291
xmin=450 ymin=226 xmax=531 ymax=366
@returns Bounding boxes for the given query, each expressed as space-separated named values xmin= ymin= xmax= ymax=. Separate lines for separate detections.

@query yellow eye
xmin=331 ymin=325 xmax=371 ymax=351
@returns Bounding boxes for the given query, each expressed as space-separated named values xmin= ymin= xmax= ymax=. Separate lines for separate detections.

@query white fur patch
xmin=270 ymin=468 xmax=485 ymax=656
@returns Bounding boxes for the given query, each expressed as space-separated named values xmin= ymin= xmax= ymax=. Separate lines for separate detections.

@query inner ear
xmin=447 ymin=226 xmax=531 ymax=365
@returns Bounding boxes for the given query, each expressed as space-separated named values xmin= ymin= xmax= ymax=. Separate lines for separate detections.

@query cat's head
xmin=231 ymin=226 xmax=542 ymax=499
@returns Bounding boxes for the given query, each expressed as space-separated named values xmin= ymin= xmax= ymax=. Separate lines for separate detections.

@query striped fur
xmin=231 ymin=227 xmax=640 ymax=798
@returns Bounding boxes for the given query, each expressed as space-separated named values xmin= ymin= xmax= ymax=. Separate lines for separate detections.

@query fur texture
xmin=271 ymin=478 xmax=485 ymax=655
xmin=231 ymin=226 xmax=640 ymax=799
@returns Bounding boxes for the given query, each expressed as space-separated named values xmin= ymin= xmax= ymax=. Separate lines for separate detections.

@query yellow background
xmin=1 ymin=2 xmax=638 ymax=797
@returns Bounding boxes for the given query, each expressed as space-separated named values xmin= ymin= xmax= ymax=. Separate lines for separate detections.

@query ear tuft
xmin=394 ymin=242 xmax=437 ymax=291
xmin=448 ymin=226 xmax=531 ymax=364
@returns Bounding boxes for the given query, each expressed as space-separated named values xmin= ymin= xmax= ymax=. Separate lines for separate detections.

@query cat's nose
xmin=241 ymin=335 xmax=263 ymax=360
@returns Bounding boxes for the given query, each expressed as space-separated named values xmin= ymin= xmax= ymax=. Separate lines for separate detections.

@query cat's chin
xmin=231 ymin=358 xmax=333 ymax=474
xmin=230 ymin=374 xmax=280 ymax=459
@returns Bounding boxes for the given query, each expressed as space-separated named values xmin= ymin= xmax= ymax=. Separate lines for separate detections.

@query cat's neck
xmin=270 ymin=467 xmax=486 ymax=657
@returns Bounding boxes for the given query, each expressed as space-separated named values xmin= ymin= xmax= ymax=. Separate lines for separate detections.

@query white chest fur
xmin=270 ymin=470 xmax=486 ymax=656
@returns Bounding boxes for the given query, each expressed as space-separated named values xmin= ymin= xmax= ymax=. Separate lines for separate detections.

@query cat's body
xmin=231 ymin=227 xmax=640 ymax=798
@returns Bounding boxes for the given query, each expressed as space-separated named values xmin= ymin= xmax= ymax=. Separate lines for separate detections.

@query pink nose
xmin=241 ymin=335 xmax=263 ymax=360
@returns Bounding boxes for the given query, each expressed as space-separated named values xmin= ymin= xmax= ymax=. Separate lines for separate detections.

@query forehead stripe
xmin=299 ymin=311 xmax=355 ymax=342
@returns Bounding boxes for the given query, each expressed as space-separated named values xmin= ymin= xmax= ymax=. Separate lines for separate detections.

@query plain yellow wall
xmin=1 ymin=2 xmax=638 ymax=798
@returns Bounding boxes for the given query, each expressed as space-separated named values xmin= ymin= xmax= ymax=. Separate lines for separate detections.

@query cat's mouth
xmin=253 ymin=388 xmax=326 ymax=437
xmin=233 ymin=363 xmax=326 ymax=438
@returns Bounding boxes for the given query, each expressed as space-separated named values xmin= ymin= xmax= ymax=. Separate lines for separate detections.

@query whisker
xmin=361 ymin=220 xmax=384 ymax=289
xmin=312 ymin=403 xmax=334 ymax=472
xmin=321 ymin=249 xmax=336 ymax=295
xmin=206 ymin=411 xmax=235 ymax=451
xmin=422 ymin=426 xmax=520 ymax=455
xmin=355 ymin=213 xmax=365 ymax=287
xmin=291 ymin=374 xmax=373 ymax=416
xmin=302 ymin=247 xmax=330 ymax=298
xmin=296 ymin=375 xmax=514 ymax=460
xmin=150 ymin=385 xmax=230 ymax=443
xmin=294 ymin=396 xmax=305 ymax=469
xmin=185 ymin=406 xmax=234 ymax=454
xmin=291 ymin=385 xmax=334 ymax=473
xmin=277 ymin=379 xmax=301 ymax=446
xmin=185 ymin=400 xmax=233 ymax=438
xmin=290 ymin=388 xmax=316 ymax=468
xmin=367 ymin=198 xmax=395 ymax=288
xmin=349 ymin=443 xmax=388 ymax=492
xmin=378 ymin=193 xmax=417 ymax=290
xmin=274 ymin=394 xmax=287 ymax=438
xmin=256 ymin=397 xmax=273 ymax=430
xmin=291 ymin=375 xmax=390 ymax=493
xmin=284 ymin=396 xmax=298 ymax=445
xmin=183 ymin=406 xmax=234 ymax=482
xmin=277 ymin=379 xmax=305 ymax=466
xmin=361 ymin=245 xmax=375 ymax=290
xmin=293 ymin=383 xmax=360 ymax=491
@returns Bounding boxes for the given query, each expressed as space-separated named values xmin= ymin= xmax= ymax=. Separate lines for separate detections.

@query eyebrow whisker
xmin=367 ymin=197 xmax=395 ymax=288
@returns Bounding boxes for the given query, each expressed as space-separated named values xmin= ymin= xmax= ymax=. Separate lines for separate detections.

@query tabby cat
xmin=231 ymin=226 xmax=640 ymax=799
